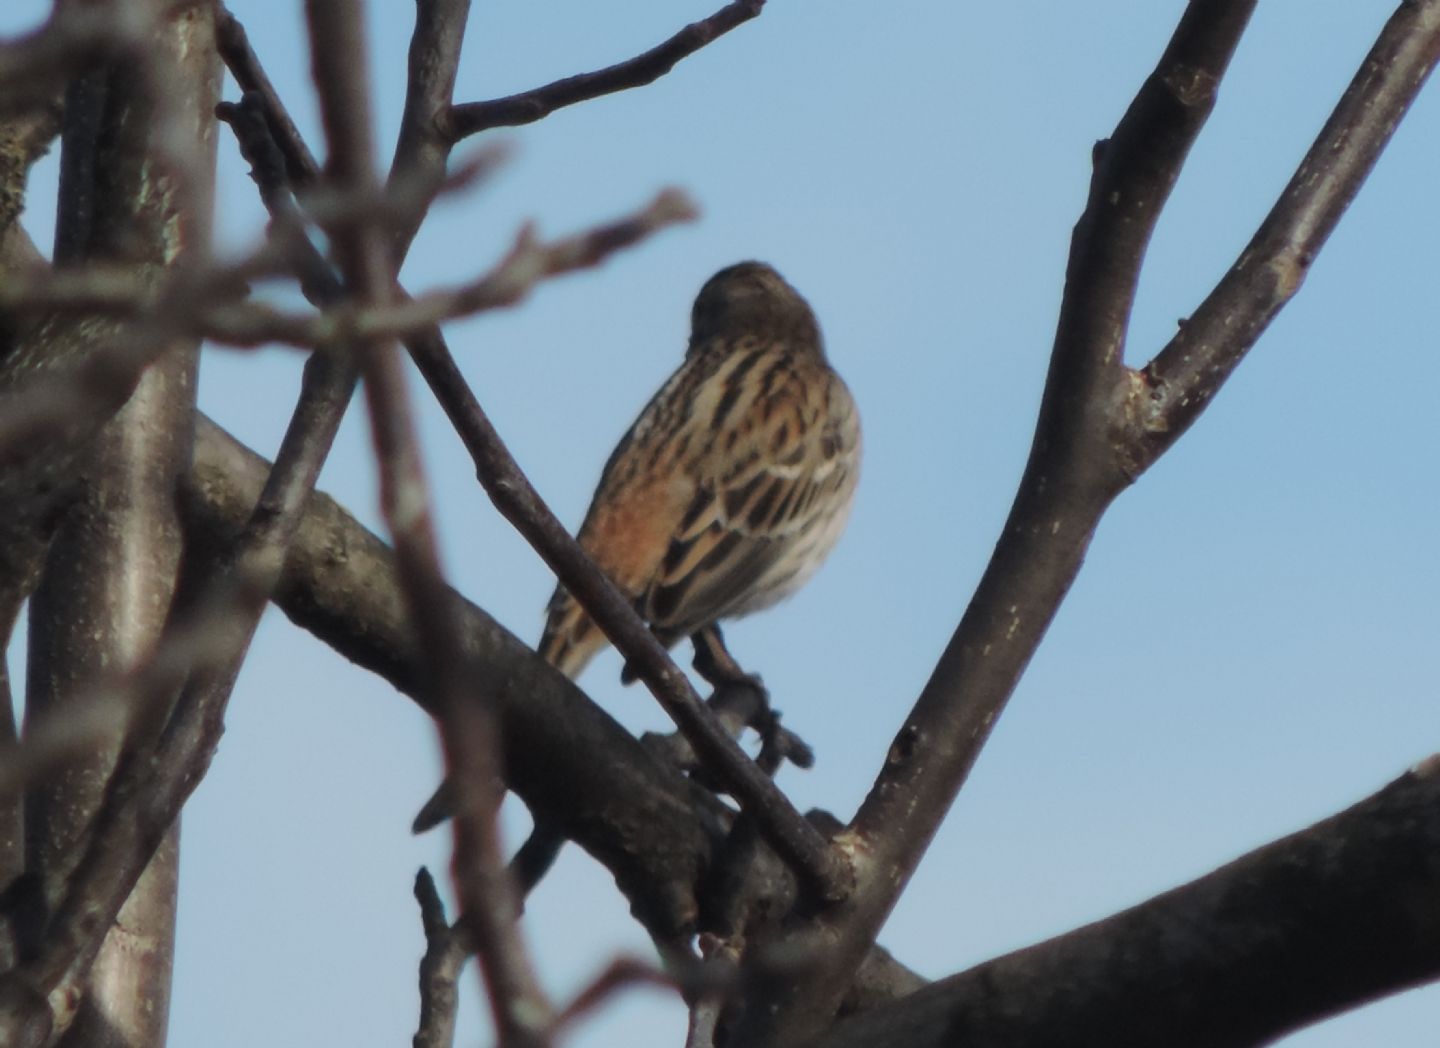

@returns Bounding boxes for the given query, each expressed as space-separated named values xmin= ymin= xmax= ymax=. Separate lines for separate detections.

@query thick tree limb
xmin=0 ymin=107 xmax=62 ymax=243
xmin=0 ymin=22 xmax=361 ymax=1038
xmin=215 ymin=0 xmax=720 ymax=961
xmin=0 ymin=104 xmax=59 ymax=899
xmin=731 ymin=0 xmax=1440 ymax=1040
xmin=17 ymin=7 xmax=219 ymax=1044
xmin=801 ymin=762 xmax=1440 ymax=1048
xmin=183 ymin=418 xmax=926 ymax=1015
xmin=0 ymin=6 xmax=131 ymax=119
xmin=183 ymin=414 xmax=717 ymax=943
xmin=728 ymin=4 xmax=1259 ymax=1039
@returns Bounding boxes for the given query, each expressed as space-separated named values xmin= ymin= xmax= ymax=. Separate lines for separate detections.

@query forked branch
xmin=803 ymin=761 xmax=1440 ymax=1048
xmin=731 ymin=1 xmax=1440 ymax=1041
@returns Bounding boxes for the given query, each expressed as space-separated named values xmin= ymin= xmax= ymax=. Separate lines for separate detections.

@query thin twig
xmin=214 ymin=4 xmax=322 ymax=185
xmin=0 ymin=236 xmax=295 ymax=459
xmin=412 ymin=868 xmax=470 ymax=1048
xmin=445 ymin=0 xmax=764 ymax=138
xmin=685 ymin=938 xmax=740 ymax=1048
xmin=551 ymin=957 xmax=677 ymax=1036
xmin=208 ymin=192 xmax=693 ymax=347
xmin=303 ymin=2 xmax=554 ymax=1044
xmin=213 ymin=3 xmax=844 ymax=902
xmin=0 ymin=190 xmax=693 ymax=354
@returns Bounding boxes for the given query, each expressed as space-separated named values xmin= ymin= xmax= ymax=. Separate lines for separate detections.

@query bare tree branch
xmin=17 ymin=306 xmax=352 ymax=1048
xmin=729 ymin=1 xmax=1440 ymax=1040
xmin=182 ymin=424 xmax=939 ymax=1010
xmin=389 ymin=0 xmax=472 ymax=258
xmin=0 ymin=72 xmax=358 ymax=916
xmin=801 ymin=761 xmax=1440 ymax=1048
xmin=0 ymin=598 xmax=21 ymax=902
xmin=1131 ymin=0 xmax=1440 ymax=463
xmin=0 ymin=1 xmax=228 ymax=669
xmin=7 ymin=0 xmax=1421 ymax=1042
xmin=0 ymin=191 xmax=696 ymax=353
xmin=403 ymin=318 xmax=853 ymax=902
xmin=0 ymin=35 xmax=363 ymax=1038
xmin=303 ymin=2 xmax=553 ymax=1042
xmin=412 ymin=868 xmax=468 ymax=1048
xmin=0 ymin=107 xmax=62 ymax=242
xmin=213 ymin=5 xmax=322 ymax=186
xmin=848 ymin=3 xmax=1258 ymax=857
xmin=552 ymin=957 xmax=676 ymax=1036
xmin=16 ymin=6 xmax=220 ymax=1043
xmin=215 ymin=192 xmax=696 ymax=347
xmin=444 ymin=0 xmax=764 ymax=139
xmin=14 ymin=317 xmax=351 ymax=1047
xmin=212 ymin=11 xmax=722 ymax=959
xmin=752 ymin=3 xmax=1259 ymax=1034
xmin=216 ymin=0 xmax=843 ymax=902
xmin=0 ymin=95 xmax=64 ymax=910
xmin=182 ymin=414 xmax=718 ymax=945
xmin=0 ymin=255 xmax=266 ymax=317
xmin=0 ymin=5 xmax=130 ymax=118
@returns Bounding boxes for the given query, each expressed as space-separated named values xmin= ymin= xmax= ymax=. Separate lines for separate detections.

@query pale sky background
xmin=4 ymin=2 xmax=1439 ymax=1045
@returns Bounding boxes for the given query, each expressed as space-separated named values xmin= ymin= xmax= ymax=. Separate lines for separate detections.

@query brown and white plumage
xmin=539 ymin=260 xmax=860 ymax=679
xmin=413 ymin=262 xmax=858 ymax=835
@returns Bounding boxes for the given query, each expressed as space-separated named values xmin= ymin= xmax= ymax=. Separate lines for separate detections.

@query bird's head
xmin=688 ymin=261 xmax=821 ymax=353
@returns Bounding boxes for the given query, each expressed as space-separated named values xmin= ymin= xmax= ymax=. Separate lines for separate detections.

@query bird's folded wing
xmin=643 ymin=371 xmax=849 ymax=632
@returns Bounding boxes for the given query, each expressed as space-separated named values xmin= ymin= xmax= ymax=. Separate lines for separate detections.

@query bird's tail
xmin=535 ymin=595 xmax=608 ymax=680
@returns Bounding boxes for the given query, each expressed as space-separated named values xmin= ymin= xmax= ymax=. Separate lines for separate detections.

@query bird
xmin=537 ymin=259 xmax=861 ymax=679
xmin=414 ymin=260 xmax=860 ymax=835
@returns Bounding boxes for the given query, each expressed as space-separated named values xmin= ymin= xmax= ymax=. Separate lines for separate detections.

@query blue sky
xmin=5 ymin=2 xmax=1439 ymax=1045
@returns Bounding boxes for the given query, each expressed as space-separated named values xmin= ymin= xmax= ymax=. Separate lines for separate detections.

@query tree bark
xmin=23 ymin=6 xmax=219 ymax=1044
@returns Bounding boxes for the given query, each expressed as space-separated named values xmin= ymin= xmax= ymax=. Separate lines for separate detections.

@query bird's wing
xmin=641 ymin=350 xmax=858 ymax=634
xmin=537 ymin=341 xmax=859 ymax=674
xmin=535 ymin=359 xmax=709 ymax=676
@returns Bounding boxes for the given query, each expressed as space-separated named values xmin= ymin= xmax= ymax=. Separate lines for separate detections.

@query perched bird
xmin=414 ymin=261 xmax=859 ymax=834
xmin=538 ymin=259 xmax=861 ymax=678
